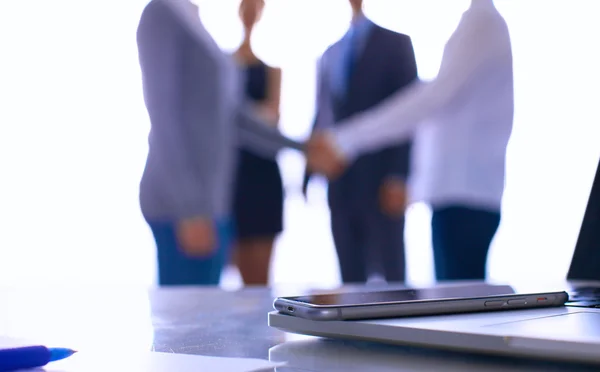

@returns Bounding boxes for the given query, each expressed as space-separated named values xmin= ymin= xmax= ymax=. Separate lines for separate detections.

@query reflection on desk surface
xmin=269 ymin=339 xmax=598 ymax=372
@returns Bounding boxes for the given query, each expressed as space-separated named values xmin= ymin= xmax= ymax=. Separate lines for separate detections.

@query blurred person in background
xmin=303 ymin=0 xmax=417 ymax=284
xmin=231 ymin=0 xmax=284 ymax=286
xmin=306 ymin=0 xmax=513 ymax=281
xmin=136 ymin=0 xmax=302 ymax=286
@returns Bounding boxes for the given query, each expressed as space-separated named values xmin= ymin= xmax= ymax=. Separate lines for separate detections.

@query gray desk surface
xmin=0 ymin=285 xmax=596 ymax=371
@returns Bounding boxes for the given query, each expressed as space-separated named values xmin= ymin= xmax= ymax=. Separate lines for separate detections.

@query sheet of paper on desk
xmin=46 ymin=351 xmax=284 ymax=372
xmin=41 ymin=351 xmax=283 ymax=372
xmin=1 ymin=336 xmax=284 ymax=372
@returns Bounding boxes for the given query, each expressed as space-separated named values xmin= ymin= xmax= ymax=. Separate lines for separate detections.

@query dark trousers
xmin=331 ymin=208 xmax=406 ymax=284
xmin=147 ymin=219 xmax=233 ymax=286
xmin=431 ymin=205 xmax=500 ymax=281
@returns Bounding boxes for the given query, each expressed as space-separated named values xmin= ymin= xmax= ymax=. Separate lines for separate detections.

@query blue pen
xmin=0 ymin=345 xmax=76 ymax=371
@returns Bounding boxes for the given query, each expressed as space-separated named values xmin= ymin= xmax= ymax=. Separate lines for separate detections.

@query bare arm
xmin=303 ymin=56 xmax=330 ymax=191
xmin=258 ymin=67 xmax=282 ymax=125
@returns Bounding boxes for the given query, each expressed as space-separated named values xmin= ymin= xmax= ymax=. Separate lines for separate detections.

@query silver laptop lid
xmin=568 ymin=157 xmax=600 ymax=280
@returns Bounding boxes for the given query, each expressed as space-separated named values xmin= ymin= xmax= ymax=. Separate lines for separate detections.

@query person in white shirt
xmin=306 ymin=0 xmax=514 ymax=280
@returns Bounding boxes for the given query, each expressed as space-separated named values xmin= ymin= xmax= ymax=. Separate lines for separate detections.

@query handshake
xmin=173 ymin=131 xmax=348 ymax=258
xmin=175 ymin=132 xmax=348 ymax=258
xmin=304 ymin=131 xmax=348 ymax=179
xmin=174 ymin=130 xmax=406 ymax=257
xmin=303 ymin=131 xmax=408 ymax=218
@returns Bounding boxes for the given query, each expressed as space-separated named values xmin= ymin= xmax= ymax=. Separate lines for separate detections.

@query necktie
xmin=341 ymin=28 xmax=358 ymax=96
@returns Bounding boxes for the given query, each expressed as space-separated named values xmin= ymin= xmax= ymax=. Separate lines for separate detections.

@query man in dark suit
xmin=303 ymin=0 xmax=418 ymax=283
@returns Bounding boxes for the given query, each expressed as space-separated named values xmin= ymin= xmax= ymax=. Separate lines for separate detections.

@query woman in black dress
xmin=232 ymin=0 xmax=284 ymax=285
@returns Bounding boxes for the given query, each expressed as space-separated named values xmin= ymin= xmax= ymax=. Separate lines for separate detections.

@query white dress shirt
xmin=331 ymin=0 xmax=514 ymax=211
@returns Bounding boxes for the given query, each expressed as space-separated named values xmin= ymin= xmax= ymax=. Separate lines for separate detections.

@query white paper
xmin=47 ymin=351 xmax=285 ymax=372
xmin=0 ymin=338 xmax=285 ymax=372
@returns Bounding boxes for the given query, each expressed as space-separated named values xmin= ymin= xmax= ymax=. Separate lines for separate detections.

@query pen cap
xmin=0 ymin=345 xmax=50 ymax=371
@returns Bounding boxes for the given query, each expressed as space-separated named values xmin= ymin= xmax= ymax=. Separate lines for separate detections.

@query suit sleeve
xmin=137 ymin=1 xmax=220 ymax=219
xmin=303 ymin=57 xmax=329 ymax=192
xmin=382 ymin=35 xmax=418 ymax=180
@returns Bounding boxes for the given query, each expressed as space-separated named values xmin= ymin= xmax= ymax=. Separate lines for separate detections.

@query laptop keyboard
xmin=566 ymin=287 xmax=600 ymax=308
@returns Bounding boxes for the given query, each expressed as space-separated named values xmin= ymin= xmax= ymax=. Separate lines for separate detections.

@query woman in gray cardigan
xmin=136 ymin=0 xmax=303 ymax=286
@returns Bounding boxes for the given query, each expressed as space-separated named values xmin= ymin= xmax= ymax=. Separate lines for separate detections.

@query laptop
xmin=268 ymin=156 xmax=600 ymax=364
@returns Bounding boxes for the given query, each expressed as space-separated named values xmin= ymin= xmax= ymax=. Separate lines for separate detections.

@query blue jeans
xmin=147 ymin=219 xmax=233 ymax=286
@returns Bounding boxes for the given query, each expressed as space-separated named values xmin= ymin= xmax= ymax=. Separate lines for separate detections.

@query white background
xmin=0 ymin=0 xmax=598 ymax=288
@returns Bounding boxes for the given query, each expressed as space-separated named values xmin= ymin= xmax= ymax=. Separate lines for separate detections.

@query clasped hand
xmin=305 ymin=132 xmax=347 ymax=179
xmin=305 ymin=133 xmax=408 ymax=216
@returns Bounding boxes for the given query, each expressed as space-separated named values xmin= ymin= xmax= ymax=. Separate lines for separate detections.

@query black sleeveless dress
xmin=233 ymin=61 xmax=284 ymax=239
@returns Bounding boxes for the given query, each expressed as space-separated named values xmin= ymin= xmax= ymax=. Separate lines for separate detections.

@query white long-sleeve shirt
xmin=331 ymin=0 xmax=514 ymax=211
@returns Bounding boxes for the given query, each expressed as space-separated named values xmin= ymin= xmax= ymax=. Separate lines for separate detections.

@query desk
xmin=0 ymin=286 xmax=595 ymax=371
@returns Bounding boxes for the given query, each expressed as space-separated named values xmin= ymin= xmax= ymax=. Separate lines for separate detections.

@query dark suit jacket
xmin=304 ymin=23 xmax=418 ymax=213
